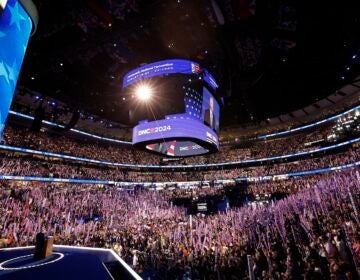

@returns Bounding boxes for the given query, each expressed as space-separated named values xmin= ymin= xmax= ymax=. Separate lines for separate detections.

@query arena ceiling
xmin=17 ymin=0 xmax=360 ymax=127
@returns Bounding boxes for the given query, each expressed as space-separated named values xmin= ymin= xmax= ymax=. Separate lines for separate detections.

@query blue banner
xmin=0 ymin=0 xmax=32 ymax=139
xmin=122 ymin=59 xmax=218 ymax=90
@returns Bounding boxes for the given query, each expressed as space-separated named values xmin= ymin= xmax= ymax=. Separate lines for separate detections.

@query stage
xmin=0 ymin=245 xmax=142 ymax=280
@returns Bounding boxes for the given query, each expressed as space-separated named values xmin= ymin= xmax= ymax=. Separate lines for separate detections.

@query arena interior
xmin=0 ymin=0 xmax=360 ymax=279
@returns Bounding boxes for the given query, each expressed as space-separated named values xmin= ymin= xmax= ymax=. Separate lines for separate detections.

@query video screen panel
xmin=146 ymin=140 xmax=207 ymax=157
xmin=202 ymin=87 xmax=220 ymax=132
xmin=123 ymin=59 xmax=218 ymax=90
xmin=127 ymin=75 xmax=186 ymax=124
xmin=127 ymin=59 xmax=220 ymax=157
xmin=134 ymin=118 xmax=219 ymax=145
xmin=127 ymin=75 xmax=220 ymax=134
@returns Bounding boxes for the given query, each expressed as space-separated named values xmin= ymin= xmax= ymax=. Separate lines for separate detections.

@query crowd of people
xmin=2 ymin=124 xmax=160 ymax=165
xmin=230 ymin=98 xmax=360 ymax=139
xmin=0 ymin=123 xmax=338 ymax=167
xmin=1 ymin=118 xmax=360 ymax=279
xmin=0 ymin=141 xmax=359 ymax=183
xmin=0 ymin=169 xmax=359 ymax=279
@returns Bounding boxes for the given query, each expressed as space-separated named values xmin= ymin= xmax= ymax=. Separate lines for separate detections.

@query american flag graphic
xmin=191 ymin=63 xmax=201 ymax=73
xmin=183 ymin=86 xmax=202 ymax=120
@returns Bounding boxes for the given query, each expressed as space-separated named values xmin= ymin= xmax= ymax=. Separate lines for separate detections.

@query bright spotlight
xmin=135 ymin=85 xmax=152 ymax=101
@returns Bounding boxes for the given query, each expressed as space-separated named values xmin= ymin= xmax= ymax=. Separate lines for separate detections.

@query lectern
xmin=33 ymin=233 xmax=54 ymax=260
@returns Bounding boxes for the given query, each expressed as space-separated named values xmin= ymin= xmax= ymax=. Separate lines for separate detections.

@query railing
xmin=1 ymin=135 xmax=359 ymax=170
xmin=9 ymin=103 xmax=360 ymax=145
xmin=0 ymin=160 xmax=358 ymax=185
xmin=9 ymin=110 xmax=131 ymax=145
xmin=257 ymin=104 xmax=360 ymax=139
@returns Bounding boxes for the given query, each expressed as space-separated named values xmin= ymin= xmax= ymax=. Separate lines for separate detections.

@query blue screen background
xmin=0 ymin=0 xmax=32 ymax=139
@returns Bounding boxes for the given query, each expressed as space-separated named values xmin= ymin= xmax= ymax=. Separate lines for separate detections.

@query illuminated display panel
xmin=0 ymin=0 xmax=32 ymax=139
xmin=126 ymin=60 xmax=220 ymax=157
xmin=132 ymin=118 xmax=219 ymax=157
xmin=122 ymin=59 xmax=218 ymax=90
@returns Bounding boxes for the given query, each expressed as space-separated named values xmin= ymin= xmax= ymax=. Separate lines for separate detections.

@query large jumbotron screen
xmin=123 ymin=59 xmax=220 ymax=157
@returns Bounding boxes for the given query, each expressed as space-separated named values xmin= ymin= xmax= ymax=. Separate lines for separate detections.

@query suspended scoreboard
xmin=123 ymin=59 xmax=220 ymax=157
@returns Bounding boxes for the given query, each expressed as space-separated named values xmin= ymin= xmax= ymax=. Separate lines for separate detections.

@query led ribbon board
xmin=0 ymin=0 xmax=33 ymax=139
xmin=132 ymin=118 xmax=219 ymax=157
xmin=122 ymin=59 xmax=219 ymax=90
xmin=126 ymin=59 xmax=220 ymax=157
